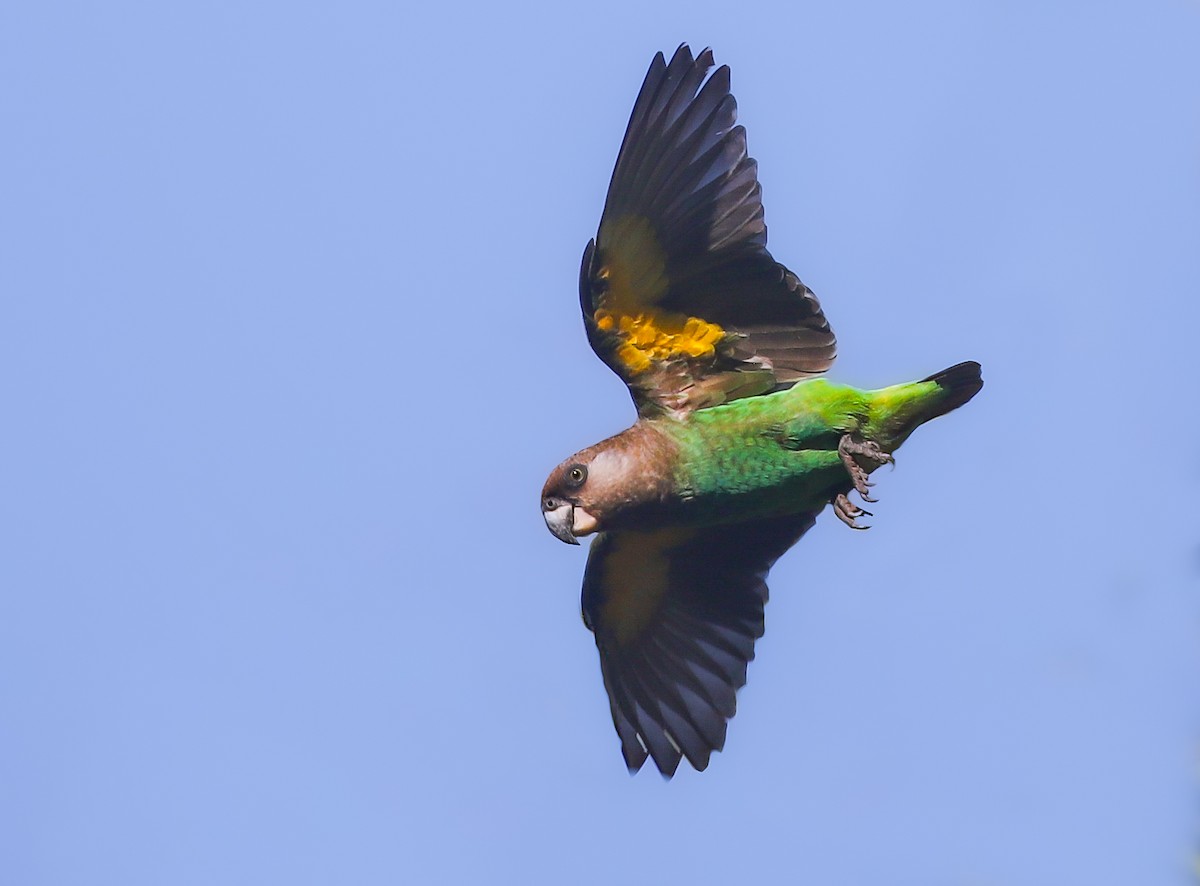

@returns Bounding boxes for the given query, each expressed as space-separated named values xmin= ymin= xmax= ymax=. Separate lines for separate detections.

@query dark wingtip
xmin=622 ymin=741 xmax=648 ymax=774
xmin=922 ymin=360 xmax=983 ymax=417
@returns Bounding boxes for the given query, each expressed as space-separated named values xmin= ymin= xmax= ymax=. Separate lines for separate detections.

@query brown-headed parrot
xmin=541 ymin=45 xmax=982 ymax=778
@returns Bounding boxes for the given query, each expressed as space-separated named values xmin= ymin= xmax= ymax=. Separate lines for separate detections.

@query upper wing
xmin=580 ymin=512 xmax=818 ymax=777
xmin=579 ymin=44 xmax=836 ymax=418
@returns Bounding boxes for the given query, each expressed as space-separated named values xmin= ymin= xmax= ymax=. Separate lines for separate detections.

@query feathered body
xmin=658 ymin=367 xmax=976 ymax=526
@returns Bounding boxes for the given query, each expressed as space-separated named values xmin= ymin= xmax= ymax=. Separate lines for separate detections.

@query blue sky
xmin=3 ymin=1 xmax=1199 ymax=884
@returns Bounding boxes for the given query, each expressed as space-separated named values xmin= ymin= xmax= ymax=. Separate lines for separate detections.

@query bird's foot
xmin=837 ymin=434 xmax=894 ymax=503
xmin=832 ymin=493 xmax=872 ymax=530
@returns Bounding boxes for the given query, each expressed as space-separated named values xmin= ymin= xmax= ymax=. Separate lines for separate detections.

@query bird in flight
xmin=542 ymin=44 xmax=982 ymax=777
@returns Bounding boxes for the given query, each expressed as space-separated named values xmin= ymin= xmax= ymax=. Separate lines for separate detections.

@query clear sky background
xmin=2 ymin=1 xmax=1199 ymax=884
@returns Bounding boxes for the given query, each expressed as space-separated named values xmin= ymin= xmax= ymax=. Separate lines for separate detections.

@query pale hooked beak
xmin=542 ymin=498 xmax=599 ymax=545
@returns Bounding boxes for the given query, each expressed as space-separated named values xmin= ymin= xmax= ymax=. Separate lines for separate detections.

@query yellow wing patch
xmin=595 ymin=214 xmax=727 ymax=375
xmin=594 ymin=309 xmax=726 ymax=373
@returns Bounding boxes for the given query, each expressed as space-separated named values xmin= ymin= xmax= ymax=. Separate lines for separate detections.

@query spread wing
xmin=579 ymin=44 xmax=836 ymax=418
xmin=580 ymin=513 xmax=818 ymax=777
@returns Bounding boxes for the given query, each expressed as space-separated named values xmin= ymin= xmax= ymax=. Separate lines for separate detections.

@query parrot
xmin=541 ymin=44 xmax=982 ymax=778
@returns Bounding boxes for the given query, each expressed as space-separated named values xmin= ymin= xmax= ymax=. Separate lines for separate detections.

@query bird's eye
xmin=567 ymin=464 xmax=587 ymax=487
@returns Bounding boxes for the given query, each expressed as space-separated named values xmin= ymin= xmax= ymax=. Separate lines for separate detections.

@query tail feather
xmin=868 ymin=360 xmax=983 ymax=451
xmin=920 ymin=360 xmax=983 ymax=421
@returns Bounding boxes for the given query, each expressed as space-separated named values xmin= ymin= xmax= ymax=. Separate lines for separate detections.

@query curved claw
xmin=833 ymin=493 xmax=872 ymax=530
xmin=838 ymin=434 xmax=893 ymax=503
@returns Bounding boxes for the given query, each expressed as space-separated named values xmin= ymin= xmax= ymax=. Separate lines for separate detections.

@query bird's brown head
xmin=541 ymin=455 xmax=597 ymax=545
xmin=541 ymin=428 xmax=675 ymax=545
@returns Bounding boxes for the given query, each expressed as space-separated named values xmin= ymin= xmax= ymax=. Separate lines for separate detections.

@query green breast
xmin=651 ymin=379 xmax=867 ymax=524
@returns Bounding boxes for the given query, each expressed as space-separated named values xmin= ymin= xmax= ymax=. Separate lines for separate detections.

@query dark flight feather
xmin=579 ymin=44 xmax=836 ymax=416
xmin=581 ymin=512 xmax=818 ymax=776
